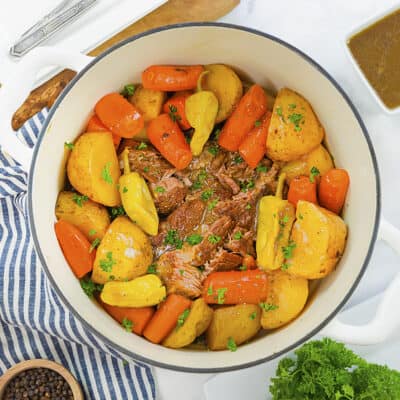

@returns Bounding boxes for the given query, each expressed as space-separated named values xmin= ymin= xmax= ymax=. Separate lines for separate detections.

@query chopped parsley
xmin=121 ymin=317 xmax=133 ymax=332
xmin=233 ymin=231 xmax=243 ymax=240
xmin=147 ymin=264 xmax=157 ymax=274
xmin=213 ymin=128 xmax=221 ymax=140
xmin=120 ymin=84 xmax=135 ymax=98
xmin=143 ymin=166 xmax=150 ymax=173
xmin=207 ymin=198 xmax=219 ymax=210
xmin=186 ymin=234 xmax=203 ymax=246
xmin=240 ymin=180 xmax=255 ymax=192
xmin=279 ymin=215 xmax=290 ymax=227
xmin=176 ymin=309 xmax=190 ymax=328
xmin=122 ymin=186 xmax=128 ymax=193
xmin=259 ymin=302 xmax=278 ymax=312
xmin=192 ymin=170 xmax=207 ymax=190
xmin=99 ymin=252 xmax=116 ymax=272
xmin=309 ymin=166 xmax=320 ymax=183
xmin=168 ymin=104 xmax=181 ymax=122
xmin=101 ymin=162 xmax=113 ymax=185
xmin=72 ymin=193 xmax=88 ymax=207
xmin=208 ymin=235 xmax=221 ymax=244
xmin=282 ymin=240 xmax=296 ymax=259
xmin=254 ymin=120 xmax=262 ymax=127
xmin=256 ymin=164 xmax=268 ymax=173
xmin=64 ymin=142 xmax=74 ymax=150
xmin=276 ymin=106 xmax=284 ymax=120
xmin=227 ymin=337 xmax=237 ymax=352
xmin=245 ymin=203 xmax=252 ymax=210
xmin=136 ymin=142 xmax=148 ymax=150
xmin=288 ymin=112 xmax=304 ymax=132
xmin=201 ymin=189 xmax=214 ymax=201
xmin=207 ymin=285 xmax=213 ymax=295
xmin=88 ymin=229 xmax=97 ymax=236
xmin=89 ymin=238 xmax=101 ymax=252
xmin=281 ymin=262 xmax=290 ymax=271
xmin=80 ymin=277 xmax=103 ymax=298
xmin=164 ymin=229 xmax=183 ymax=249
xmin=299 ymin=214 xmax=304 ymax=220
xmin=110 ymin=206 xmax=126 ymax=219
xmin=216 ymin=287 xmax=227 ymax=304
xmin=179 ymin=269 xmax=185 ymax=276
xmin=249 ymin=311 xmax=257 ymax=320
xmin=233 ymin=155 xmax=244 ymax=164
xmin=288 ymin=103 xmax=297 ymax=110
xmin=238 ymin=265 xmax=247 ymax=271
xmin=154 ymin=186 xmax=166 ymax=193
xmin=208 ymin=145 xmax=219 ymax=156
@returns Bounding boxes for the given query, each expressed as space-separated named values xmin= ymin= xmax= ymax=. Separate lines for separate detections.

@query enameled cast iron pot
xmin=1 ymin=23 xmax=400 ymax=373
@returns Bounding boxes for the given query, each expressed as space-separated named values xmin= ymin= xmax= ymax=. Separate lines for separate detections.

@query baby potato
xmin=130 ymin=85 xmax=166 ymax=122
xmin=163 ymin=298 xmax=213 ymax=349
xmin=91 ymin=216 xmax=153 ymax=284
xmin=201 ymin=64 xmax=243 ymax=123
xmin=261 ymin=270 xmax=308 ymax=329
xmin=206 ymin=304 xmax=261 ymax=351
xmin=266 ymin=88 xmax=324 ymax=162
xmin=55 ymin=191 xmax=110 ymax=240
xmin=67 ymin=131 xmax=121 ymax=207
xmin=287 ymin=201 xmax=347 ymax=279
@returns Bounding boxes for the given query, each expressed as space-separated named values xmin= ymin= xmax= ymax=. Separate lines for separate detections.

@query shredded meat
xmin=225 ymin=227 xmax=256 ymax=257
xmin=204 ymin=248 xmax=242 ymax=275
xmin=150 ymin=177 xmax=187 ymax=214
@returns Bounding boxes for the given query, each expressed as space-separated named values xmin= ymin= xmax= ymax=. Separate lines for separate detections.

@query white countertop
xmin=155 ymin=0 xmax=400 ymax=398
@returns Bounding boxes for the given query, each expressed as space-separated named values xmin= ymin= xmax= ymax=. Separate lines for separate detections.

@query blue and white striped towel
xmin=0 ymin=109 xmax=155 ymax=400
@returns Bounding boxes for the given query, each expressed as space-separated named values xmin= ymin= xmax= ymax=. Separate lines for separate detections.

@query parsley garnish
xmin=213 ymin=128 xmax=221 ymax=140
xmin=208 ymin=145 xmax=219 ymax=156
xmin=207 ymin=285 xmax=213 ymax=295
xmin=80 ymin=278 xmax=103 ymax=298
xmin=176 ymin=309 xmax=190 ymax=328
xmin=309 ymin=166 xmax=320 ymax=183
xmin=227 ymin=337 xmax=237 ymax=352
xmin=122 ymin=187 xmax=128 ymax=193
xmin=207 ymin=198 xmax=219 ymax=210
xmin=216 ymin=287 xmax=227 ymax=304
xmin=64 ymin=142 xmax=74 ymax=150
xmin=299 ymin=214 xmax=304 ymax=220
xmin=72 ymin=193 xmax=88 ymax=207
xmin=233 ymin=155 xmax=244 ymax=164
xmin=101 ymin=162 xmax=113 ymax=185
xmin=89 ymin=238 xmax=101 ymax=252
xmin=281 ymin=262 xmax=290 ymax=271
xmin=238 ymin=265 xmax=247 ymax=271
xmin=259 ymin=302 xmax=278 ymax=312
xmin=245 ymin=203 xmax=252 ymax=210
xmin=88 ymin=229 xmax=97 ymax=236
xmin=276 ymin=106 xmax=284 ymax=120
xmin=240 ymin=180 xmax=255 ymax=192
xmin=186 ymin=234 xmax=203 ymax=246
xmin=208 ymin=235 xmax=221 ymax=245
xmin=154 ymin=186 xmax=166 ymax=193
xmin=256 ymin=164 xmax=268 ymax=173
xmin=279 ymin=215 xmax=289 ymax=227
xmin=121 ymin=84 xmax=135 ymax=98
xmin=288 ymin=103 xmax=296 ymax=110
xmin=201 ymin=189 xmax=214 ymax=201
xmin=179 ymin=269 xmax=185 ymax=276
xmin=121 ymin=317 xmax=133 ymax=332
xmin=249 ymin=311 xmax=257 ymax=320
xmin=110 ymin=206 xmax=126 ymax=219
xmin=192 ymin=170 xmax=207 ymax=190
xmin=168 ymin=104 xmax=181 ymax=122
xmin=164 ymin=229 xmax=183 ymax=249
xmin=288 ymin=113 xmax=304 ymax=132
xmin=147 ymin=264 xmax=157 ymax=274
xmin=282 ymin=240 xmax=296 ymax=259
xmin=233 ymin=231 xmax=243 ymax=240
xmin=137 ymin=142 xmax=148 ymax=150
xmin=143 ymin=166 xmax=150 ymax=173
xmin=254 ymin=120 xmax=262 ymax=127
xmin=100 ymin=252 xmax=116 ymax=272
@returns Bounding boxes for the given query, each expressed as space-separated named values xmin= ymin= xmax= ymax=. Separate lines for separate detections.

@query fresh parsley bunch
xmin=269 ymin=338 xmax=400 ymax=399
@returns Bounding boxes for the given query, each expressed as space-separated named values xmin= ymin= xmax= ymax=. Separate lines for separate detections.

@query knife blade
xmin=10 ymin=0 xmax=98 ymax=57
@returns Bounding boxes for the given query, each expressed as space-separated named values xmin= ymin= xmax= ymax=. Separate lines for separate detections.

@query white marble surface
xmin=155 ymin=0 xmax=400 ymax=398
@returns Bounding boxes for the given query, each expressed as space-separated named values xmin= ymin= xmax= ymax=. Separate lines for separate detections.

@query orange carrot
xmin=54 ymin=220 xmax=95 ymax=278
xmin=142 ymin=65 xmax=204 ymax=91
xmin=147 ymin=113 xmax=192 ymax=170
xmin=238 ymin=111 xmax=271 ymax=168
xmin=86 ymin=115 xmax=121 ymax=148
xmin=242 ymin=254 xmax=257 ymax=270
xmin=163 ymin=92 xmax=192 ymax=130
xmin=319 ymin=168 xmax=350 ymax=214
xmin=218 ymin=84 xmax=267 ymax=151
xmin=102 ymin=302 xmax=154 ymax=336
xmin=288 ymin=175 xmax=318 ymax=206
xmin=143 ymin=294 xmax=192 ymax=344
xmin=202 ymin=270 xmax=268 ymax=305
xmin=95 ymin=93 xmax=144 ymax=138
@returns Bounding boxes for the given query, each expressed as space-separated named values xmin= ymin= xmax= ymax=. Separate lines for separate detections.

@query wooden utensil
xmin=11 ymin=0 xmax=239 ymax=130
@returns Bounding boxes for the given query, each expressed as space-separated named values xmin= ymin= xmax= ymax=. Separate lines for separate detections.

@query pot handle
xmin=322 ymin=218 xmax=400 ymax=344
xmin=0 ymin=46 xmax=93 ymax=171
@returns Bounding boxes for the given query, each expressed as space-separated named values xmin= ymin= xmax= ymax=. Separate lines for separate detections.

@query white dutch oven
xmin=1 ymin=23 xmax=400 ymax=372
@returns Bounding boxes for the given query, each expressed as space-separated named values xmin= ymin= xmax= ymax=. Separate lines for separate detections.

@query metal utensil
xmin=10 ymin=0 xmax=97 ymax=57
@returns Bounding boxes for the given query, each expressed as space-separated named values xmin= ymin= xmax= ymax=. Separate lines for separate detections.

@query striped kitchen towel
xmin=0 ymin=109 xmax=155 ymax=400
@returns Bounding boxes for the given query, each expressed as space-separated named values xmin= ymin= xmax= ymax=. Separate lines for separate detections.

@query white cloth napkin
xmin=155 ymin=0 xmax=400 ymax=398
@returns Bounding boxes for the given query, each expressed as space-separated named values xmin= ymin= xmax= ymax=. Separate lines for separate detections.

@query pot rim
xmin=28 ymin=22 xmax=381 ymax=373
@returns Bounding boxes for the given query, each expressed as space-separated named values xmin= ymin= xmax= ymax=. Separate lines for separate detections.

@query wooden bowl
xmin=0 ymin=359 xmax=84 ymax=400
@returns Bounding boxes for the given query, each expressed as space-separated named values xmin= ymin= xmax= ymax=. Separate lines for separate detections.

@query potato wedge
xmin=67 ymin=132 xmax=121 ymax=207
xmin=91 ymin=216 xmax=153 ymax=284
xmin=163 ymin=298 xmax=213 ymax=348
xmin=55 ymin=191 xmax=110 ymax=240
xmin=206 ymin=304 xmax=261 ymax=351
xmin=201 ymin=64 xmax=243 ymax=123
xmin=286 ymin=201 xmax=347 ymax=279
xmin=130 ymin=85 xmax=166 ymax=122
xmin=261 ymin=270 xmax=308 ymax=329
xmin=266 ymin=88 xmax=324 ymax=162
xmin=281 ymin=145 xmax=334 ymax=183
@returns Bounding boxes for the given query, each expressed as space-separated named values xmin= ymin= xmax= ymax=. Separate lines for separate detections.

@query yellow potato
xmin=55 ymin=191 xmax=110 ymax=240
xmin=261 ymin=270 xmax=308 ymax=329
xmin=281 ymin=145 xmax=334 ymax=183
xmin=206 ymin=304 xmax=261 ymax=351
xmin=163 ymin=298 xmax=213 ymax=348
xmin=91 ymin=216 xmax=153 ymax=284
xmin=266 ymin=88 xmax=324 ymax=162
xmin=130 ymin=85 xmax=166 ymax=122
xmin=101 ymin=274 xmax=166 ymax=307
xmin=67 ymin=132 xmax=121 ymax=207
xmin=201 ymin=64 xmax=243 ymax=123
xmin=287 ymin=201 xmax=347 ymax=279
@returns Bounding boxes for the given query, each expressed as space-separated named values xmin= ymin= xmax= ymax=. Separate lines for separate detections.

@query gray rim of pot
xmin=28 ymin=22 xmax=381 ymax=373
